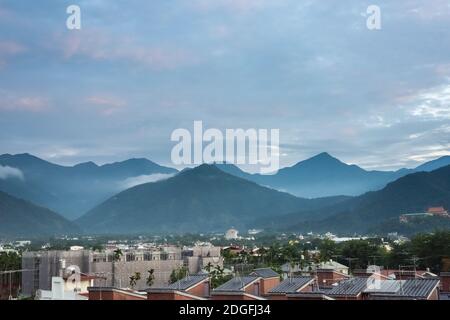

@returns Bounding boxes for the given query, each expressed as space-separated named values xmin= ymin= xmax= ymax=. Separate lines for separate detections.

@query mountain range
xmin=216 ymin=152 xmax=450 ymax=198
xmin=0 ymin=153 xmax=177 ymax=219
xmin=76 ymin=164 xmax=348 ymax=234
xmin=1 ymin=152 xmax=450 ymax=238
xmin=260 ymin=164 xmax=450 ymax=235
xmin=0 ymin=190 xmax=77 ymax=237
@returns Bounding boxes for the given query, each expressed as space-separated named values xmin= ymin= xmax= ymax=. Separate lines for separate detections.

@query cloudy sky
xmin=0 ymin=0 xmax=449 ymax=171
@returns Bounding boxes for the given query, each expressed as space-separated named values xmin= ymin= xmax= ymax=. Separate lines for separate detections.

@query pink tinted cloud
xmin=86 ymin=95 xmax=127 ymax=116
xmin=56 ymin=31 xmax=196 ymax=70
xmin=0 ymin=41 xmax=27 ymax=68
xmin=192 ymin=0 xmax=271 ymax=14
xmin=0 ymin=92 xmax=49 ymax=112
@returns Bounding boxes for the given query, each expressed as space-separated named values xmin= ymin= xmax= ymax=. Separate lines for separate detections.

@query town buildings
xmin=85 ymin=266 xmax=445 ymax=301
xmin=22 ymin=244 xmax=222 ymax=297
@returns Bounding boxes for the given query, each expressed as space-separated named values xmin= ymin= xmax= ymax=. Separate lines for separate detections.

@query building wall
xmin=267 ymin=294 xmax=287 ymax=300
xmin=0 ymin=274 xmax=20 ymax=300
xmin=244 ymin=282 xmax=260 ymax=296
xmin=260 ymin=278 xmax=280 ymax=295
xmin=147 ymin=292 xmax=195 ymax=300
xmin=88 ymin=289 xmax=146 ymax=300
xmin=186 ymin=281 xmax=210 ymax=298
xmin=22 ymin=250 xmax=91 ymax=297
xmin=90 ymin=259 xmax=184 ymax=290
xmin=212 ymin=294 xmax=258 ymax=300
xmin=441 ymin=275 xmax=450 ymax=292
xmin=427 ymin=287 xmax=439 ymax=300
xmin=317 ymin=271 xmax=347 ymax=287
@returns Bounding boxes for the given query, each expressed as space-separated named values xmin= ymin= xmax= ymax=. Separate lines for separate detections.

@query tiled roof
xmin=364 ymin=280 xmax=405 ymax=294
xmin=396 ymin=279 xmax=440 ymax=298
xmin=326 ymin=277 xmax=368 ymax=297
xmin=268 ymin=276 xmax=314 ymax=294
xmin=319 ymin=260 xmax=349 ymax=270
xmin=148 ymin=274 xmax=208 ymax=292
xmin=250 ymin=268 xmax=279 ymax=279
xmin=327 ymin=277 xmax=440 ymax=299
xmin=213 ymin=276 xmax=259 ymax=292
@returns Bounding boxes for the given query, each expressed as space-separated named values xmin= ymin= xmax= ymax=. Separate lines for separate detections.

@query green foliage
xmin=146 ymin=269 xmax=155 ymax=287
xmin=113 ymin=249 xmax=123 ymax=262
xmin=129 ymin=272 xmax=141 ymax=288
xmin=206 ymin=265 xmax=232 ymax=288
xmin=390 ymin=231 xmax=450 ymax=271
xmin=169 ymin=266 xmax=188 ymax=284
xmin=0 ymin=252 xmax=21 ymax=270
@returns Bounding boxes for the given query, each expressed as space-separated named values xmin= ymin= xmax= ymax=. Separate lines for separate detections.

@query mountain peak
xmin=311 ymin=152 xmax=335 ymax=160
xmin=182 ymin=163 xmax=224 ymax=176
xmin=291 ymin=152 xmax=344 ymax=168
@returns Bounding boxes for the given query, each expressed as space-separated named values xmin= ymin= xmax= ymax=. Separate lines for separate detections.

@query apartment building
xmin=22 ymin=245 xmax=222 ymax=296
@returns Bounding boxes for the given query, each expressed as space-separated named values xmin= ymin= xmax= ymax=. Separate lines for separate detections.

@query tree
xmin=146 ymin=269 xmax=155 ymax=287
xmin=208 ymin=265 xmax=232 ymax=288
xmin=169 ymin=267 xmax=188 ymax=284
xmin=112 ymin=249 xmax=123 ymax=287
xmin=318 ymin=239 xmax=339 ymax=262
xmin=129 ymin=272 xmax=141 ymax=289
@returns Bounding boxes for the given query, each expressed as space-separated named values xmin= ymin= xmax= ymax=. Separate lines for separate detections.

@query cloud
xmin=0 ymin=41 xmax=26 ymax=68
xmin=0 ymin=165 xmax=24 ymax=181
xmin=44 ymin=148 xmax=81 ymax=160
xmin=120 ymin=173 xmax=175 ymax=189
xmin=406 ymin=84 xmax=450 ymax=120
xmin=86 ymin=95 xmax=127 ymax=116
xmin=191 ymin=0 xmax=276 ymax=14
xmin=56 ymin=31 xmax=196 ymax=70
xmin=0 ymin=91 xmax=49 ymax=112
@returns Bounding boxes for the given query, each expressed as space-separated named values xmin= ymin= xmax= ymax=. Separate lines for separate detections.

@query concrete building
xmin=22 ymin=245 xmax=222 ymax=296
xmin=22 ymin=249 xmax=91 ymax=296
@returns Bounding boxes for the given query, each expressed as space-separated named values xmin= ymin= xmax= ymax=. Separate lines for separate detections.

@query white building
xmin=35 ymin=277 xmax=89 ymax=300
xmin=225 ymin=228 xmax=239 ymax=240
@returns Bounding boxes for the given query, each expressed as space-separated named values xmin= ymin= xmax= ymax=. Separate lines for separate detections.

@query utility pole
xmin=369 ymin=255 xmax=381 ymax=267
xmin=344 ymin=258 xmax=358 ymax=274
xmin=408 ymin=256 xmax=420 ymax=278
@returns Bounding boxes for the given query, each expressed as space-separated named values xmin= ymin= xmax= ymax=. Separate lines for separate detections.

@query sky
xmin=0 ymin=0 xmax=449 ymax=172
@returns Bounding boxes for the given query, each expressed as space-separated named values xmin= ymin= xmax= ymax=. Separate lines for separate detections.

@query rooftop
xmin=147 ymin=274 xmax=208 ymax=292
xmin=213 ymin=276 xmax=259 ymax=293
xmin=325 ymin=277 xmax=440 ymax=299
xmin=326 ymin=278 xmax=368 ymax=297
xmin=268 ymin=277 xmax=315 ymax=294
xmin=250 ymin=268 xmax=279 ymax=279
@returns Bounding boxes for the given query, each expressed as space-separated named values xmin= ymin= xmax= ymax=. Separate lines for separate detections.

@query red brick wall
xmin=427 ymin=288 xmax=439 ymax=300
xmin=317 ymin=271 xmax=347 ymax=286
xmin=147 ymin=291 xmax=200 ymax=300
xmin=244 ymin=282 xmax=260 ymax=296
xmin=260 ymin=278 xmax=280 ymax=295
xmin=186 ymin=281 xmax=209 ymax=298
xmin=266 ymin=294 xmax=287 ymax=300
xmin=332 ymin=294 xmax=361 ymax=300
xmin=441 ymin=275 xmax=450 ymax=292
xmin=299 ymin=283 xmax=313 ymax=292
xmin=89 ymin=290 xmax=146 ymax=300
xmin=211 ymin=294 xmax=257 ymax=300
